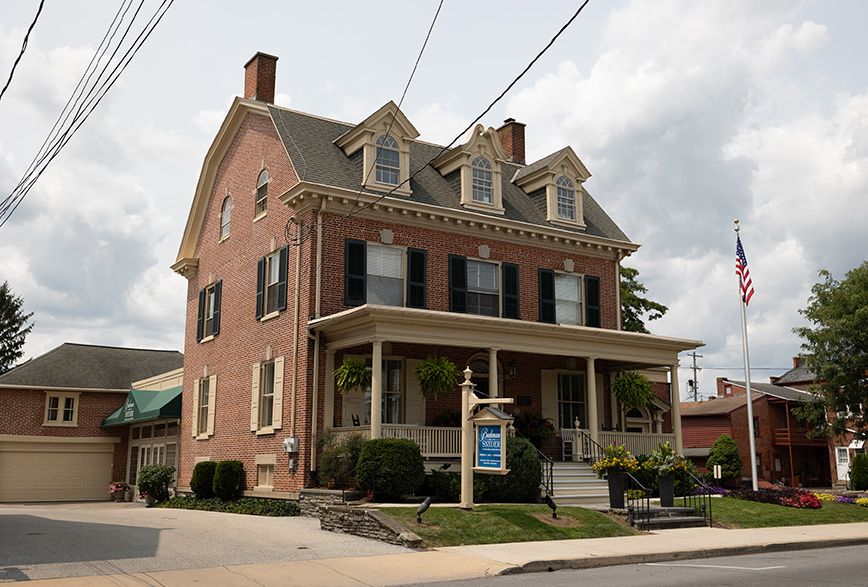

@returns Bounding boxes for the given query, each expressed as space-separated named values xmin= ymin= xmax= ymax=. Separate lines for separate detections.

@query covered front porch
xmin=309 ymin=305 xmax=702 ymax=464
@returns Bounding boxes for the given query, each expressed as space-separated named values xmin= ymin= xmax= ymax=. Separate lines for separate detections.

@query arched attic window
xmin=471 ymin=156 xmax=493 ymax=204
xmin=255 ymin=170 xmax=269 ymax=216
xmin=556 ymin=175 xmax=576 ymax=221
xmin=220 ymin=196 xmax=232 ymax=239
xmin=375 ymin=135 xmax=400 ymax=185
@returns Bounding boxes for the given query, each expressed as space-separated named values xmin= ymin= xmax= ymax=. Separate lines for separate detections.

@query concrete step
xmin=548 ymin=493 xmax=611 ymax=505
xmin=640 ymin=516 xmax=708 ymax=530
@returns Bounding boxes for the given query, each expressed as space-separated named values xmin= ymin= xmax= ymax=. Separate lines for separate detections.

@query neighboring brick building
xmin=681 ymin=377 xmax=829 ymax=487
xmin=0 ymin=343 xmax=183 ymax=501
xmin=172 ymin=52 xmax=703 ymax=497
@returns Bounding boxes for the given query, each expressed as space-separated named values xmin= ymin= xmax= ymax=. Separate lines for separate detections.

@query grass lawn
xmin=379 ymin=504 xmax=637 ymax=547
xmin=694 ymin=497 xmax=868 ymax=528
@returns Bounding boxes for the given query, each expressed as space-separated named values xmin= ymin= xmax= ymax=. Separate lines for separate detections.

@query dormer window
xmin=256 ymin=170 xmax=268 ymax=216
xmin=375 ymin=135 xmax=400 ymax=185
xmin=471 ymin=157 xmax=493 ymax=204
xmin=556 ymin=176 xmax=575 ymax=221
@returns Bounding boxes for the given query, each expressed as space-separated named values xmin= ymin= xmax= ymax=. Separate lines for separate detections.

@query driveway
xmin=0 ymin=502 xmax=410 ymax=583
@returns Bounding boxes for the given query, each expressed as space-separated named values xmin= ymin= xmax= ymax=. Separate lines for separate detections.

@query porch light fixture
xmin=508 ymin=362 xmax=517 ymax=380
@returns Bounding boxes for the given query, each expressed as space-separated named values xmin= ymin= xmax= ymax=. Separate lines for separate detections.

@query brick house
xmin=681 ymin=377 xmax=830 ymax=487
xmin=772 ymin=358 xmax=863 ymax=488
xmin=172 ymin=52 xmax=703 ymax=497
xmin=0 ymin=343 xmax=183 ymax=501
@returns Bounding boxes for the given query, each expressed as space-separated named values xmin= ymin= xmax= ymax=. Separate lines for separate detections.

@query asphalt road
xmin=400 ymin=544 xmax=868 ymax=586
xmin=0 ymin=501 xmax=409 ymax=582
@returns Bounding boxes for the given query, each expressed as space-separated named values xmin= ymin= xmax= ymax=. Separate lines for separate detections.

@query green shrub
xmin=851 ymin=454 xmax=868 ymax=491
xmin=427 ymin=469 xmax=485 ymax=502
xmin=707 ymin=434 xmax=743 ymax=480
xmin=137 ymin=464 xmax=175 ymax=503
xmin=480 ymin=436 xmax=542 ymax=502
xmin=356 ymin=438 xmax=425 ymax=501
xmin=632 ymin=454 xmax=659 ymax=496
xmin=156 ymin=495 xmax=299 ymax=516
xmin=190 ymin=461 xmax=217 ymax=499
xmin=213 ymin=460 xmax=245 ymax=501
xmin=316 ymin=430 xmax=366 ymax=488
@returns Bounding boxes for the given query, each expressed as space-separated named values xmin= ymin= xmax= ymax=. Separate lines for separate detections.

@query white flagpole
xmin=735 ymin=220 xmax=758 ymax=490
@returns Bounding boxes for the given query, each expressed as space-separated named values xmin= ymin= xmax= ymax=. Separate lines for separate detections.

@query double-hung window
xmin=558 ymin=373 xmax=585 ymax=430
xmin=256 ymin=247 xmax=288 ymax=319
xmin=192 ymin=375 xmax=216 ymax=438
xmin=197 ymin=379 xmax=210 ymax=436
xmin=255 ymin=170 xmax=268 ymax=216
xmin=344 ymin=240 xmax=426 ymax=309
xmin=259 ymin=361 xmax=275 ymax=428
xmin=251 ymin=356 xmax=284 ymax=432
xmin=538 ymin=270 xmax=600 ymax=327
xmin=220 ymin=197 xmax=232 ymax=239
xmin=556 ymin=176 xmax=576 ymax=221
xmin=448 ymin=256 xmax=519 ymax=319
xmin=471 ymin=157 xmax=493 ymax=204
xmin=375 ymin=135 xmax=400 ymax=185
xmin=44 ymin=392 xmax=79 ymax=427
xmin=197 ymin=280 xmax=222 ymax=341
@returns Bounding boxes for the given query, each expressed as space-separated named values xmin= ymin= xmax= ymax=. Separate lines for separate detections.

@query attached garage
xmin=0 ymin=436 xmax=120 ymax=502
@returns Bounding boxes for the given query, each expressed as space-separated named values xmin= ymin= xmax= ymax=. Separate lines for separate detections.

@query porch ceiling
xmin=309 ymin=305 xmax=703 ymax=368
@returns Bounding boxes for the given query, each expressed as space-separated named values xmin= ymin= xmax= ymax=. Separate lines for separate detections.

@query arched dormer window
xmin=471 ymin=157 xmax=493 ymax=204
xmin=375 ymin=135 xmax=400 ymax=185
xmin=556 ymin=176 xmax=575 ymax=221
xmin=255 ymin=170 xmax=268 ymax=216
xmin=220 ymin=196 xmax=232 ymax=239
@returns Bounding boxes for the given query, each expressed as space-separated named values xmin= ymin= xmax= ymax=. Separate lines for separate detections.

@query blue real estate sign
xmin=476 ymin=425 xmax=503 ymax=469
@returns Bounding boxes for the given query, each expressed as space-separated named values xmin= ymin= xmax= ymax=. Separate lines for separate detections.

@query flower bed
xmin=814 ymin=492 xmax=856 ymax=504
xmin=724 ymin=487 xmax=821 ymax=509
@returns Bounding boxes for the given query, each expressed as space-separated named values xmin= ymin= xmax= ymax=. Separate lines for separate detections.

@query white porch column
xmin=323 ymin=349 xmax=335 ymax=430
xmin=670 ymin=361 xmax=683 ymax=454
xmin=371 ymin=341 xmax=383 ymax=439
xmin=586 ymin=357 xmax=599 ymax=445
xmin=488 ymin=348 xmax=499 ymax=397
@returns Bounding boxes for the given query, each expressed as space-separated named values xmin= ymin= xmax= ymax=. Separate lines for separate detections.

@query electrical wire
xmin=0 ymin=0 xmax=45 ymax=103
xmin=0 ymin=0 xmax=175 ymax=228
xmin=286 ymin=0 xmax=591 ymax=246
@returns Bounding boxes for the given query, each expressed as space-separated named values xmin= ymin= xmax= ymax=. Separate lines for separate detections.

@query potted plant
xmin=414 ymin=356 xmax=461 ymax=399
xmin=334 ymin=358 xmax=371 ymax=395
xmin=137 ymin=464 xmax=175 ymax=505
xmin=612 ymin=371 xmax=653 ymax=410
xmin=592 ymin=443 xmax=639 ymax=509
xmin=649 ymin=441 xmax=688 ymax=507
xmin=108 ymin=481 xmax=129 ymax=502
xmin=512 ymin=411 xmax=556 ymax=448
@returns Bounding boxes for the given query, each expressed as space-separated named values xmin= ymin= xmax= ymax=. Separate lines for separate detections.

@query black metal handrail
xmin=512 ymin=429 xmax=554 ymax=497
xmin=681 ymin=470 xmax=713 ymax=527
xmin=624 ymin=472 xmax=651 ymax=531
xmin=578 ymin=429 xmax=606 ymax=465
xmin=337 ymin=460 xmax=379 ymax=503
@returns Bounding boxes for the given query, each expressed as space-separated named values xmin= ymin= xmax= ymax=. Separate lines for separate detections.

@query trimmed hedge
xmin=707 ymin=434 xmax=743 ymax=480
xmin=190 ymin=461 xmax=217 ymax=499
xmin=156 ymin=495 xmax=299 ymax=516
xmin=137 ymin=464 xmax=175 ymax=502
xmin=852 ymin=454 xmax=868 ymax=491
xmin=356 ymin=438 xmax=425 ymax=501
xmin=214 ymin=460 xmax=244 ymax=501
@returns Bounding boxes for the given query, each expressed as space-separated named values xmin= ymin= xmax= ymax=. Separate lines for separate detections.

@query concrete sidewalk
xmin=11 ymin=522 xmax=868 ymax=586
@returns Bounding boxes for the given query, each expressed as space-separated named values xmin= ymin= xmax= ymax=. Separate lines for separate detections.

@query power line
xmin=287 ymin=0 xmax=592 ymax=246
xmin=0 ymin=0 xmax=175 ymax=228
xmin=0 ymin=0 xmax=45 ymax=103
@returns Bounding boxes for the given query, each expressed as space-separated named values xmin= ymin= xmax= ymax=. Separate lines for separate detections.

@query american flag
xmin=736 ymin=235 xmax=754 ymax=306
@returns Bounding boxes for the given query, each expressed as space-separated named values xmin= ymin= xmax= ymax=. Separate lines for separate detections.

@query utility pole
xmin=687 ymin=351 xmax=703 ymax=400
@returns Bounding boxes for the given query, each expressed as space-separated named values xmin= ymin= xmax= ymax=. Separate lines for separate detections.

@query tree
xmin=706 ymin=434 xmax=742 ymax=480
xmin=793 ymin=262 xmax=868 ymax=437
xmin=0 ymin=281 xmax=34 ymax=373
xmin=620 ymin=266 xmax=668 ymax=333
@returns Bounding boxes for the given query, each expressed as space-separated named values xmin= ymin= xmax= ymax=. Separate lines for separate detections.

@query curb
xmin=500 ymin=536 xmax=868 ymax=574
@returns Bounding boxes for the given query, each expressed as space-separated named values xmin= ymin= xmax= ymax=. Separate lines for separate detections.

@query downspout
xmin=310 ymin=199 xmax=326 ymax=470
xmin=291 ymin=219 xmax=302 ymax=436
xmin=615 ymin=251 xmax=624 ymax=331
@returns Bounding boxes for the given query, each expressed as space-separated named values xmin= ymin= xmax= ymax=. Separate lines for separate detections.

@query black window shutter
xmin=586 ymin=275 xmax=601 ymax=327
xmin=212 ymin=280 xmax=222 ymax=336
xmin=255 ymin=257 xmax=265 ymax=319
xmin=502 ymin=262 xmax=519 ymax=319
xmin=345 ymin=240 xmax=366 ymax=306
xmin=449 ymin=255 xmax=467 ymax=313
xmin=407 ymin=248 xmax=427 ymax=309
xmin=276 ymin=246 xmax=288 ymax=312
xmin=196 ymin=287 xmax=205 ymax=341
xmin=538 ymin=269 xmax=555 ymax=323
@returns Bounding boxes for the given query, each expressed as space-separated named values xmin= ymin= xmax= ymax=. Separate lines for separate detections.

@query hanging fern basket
xmin=334 ymin=357 xmax=371 ymax=395
xmin=413 ymin=356 xmax=461 ymax=399
xmin=612 ymin=371 xmax=653 ymax=409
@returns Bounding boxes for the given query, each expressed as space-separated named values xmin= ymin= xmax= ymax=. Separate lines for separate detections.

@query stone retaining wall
xmin=298 ymin=488 xmax=365 ymax=517
xmin=319 ymin=506 xmax=423 ymax=548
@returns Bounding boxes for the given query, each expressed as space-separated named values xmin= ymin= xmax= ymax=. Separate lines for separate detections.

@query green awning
xmin=101 ymin=385 xmax=182 ymax=427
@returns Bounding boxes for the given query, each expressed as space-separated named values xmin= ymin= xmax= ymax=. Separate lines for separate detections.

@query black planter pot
xmin=607 ymin=467 xmax=625 ymax=509
xmin=658 ymin=472 xmax=675 ymax=507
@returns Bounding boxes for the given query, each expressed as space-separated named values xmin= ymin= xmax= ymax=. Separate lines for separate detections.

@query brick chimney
xmin=496 ymin=118 xmax=526 ymax=165
xmin=793 ymin=357 xmax=803 ymax=368
xmin=244 ymin=52 xmax=279 ymax=103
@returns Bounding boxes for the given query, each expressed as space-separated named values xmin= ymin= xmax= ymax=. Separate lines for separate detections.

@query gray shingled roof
xmin=772 ymin=361 xmax=816 ymax=385
xmin=268 ymin=106 xmax=630 ymax=242
xmin=726 ymin=379 xmax=817 ymax=402
xmin=0 ymin=343 xmax=183 ymax=390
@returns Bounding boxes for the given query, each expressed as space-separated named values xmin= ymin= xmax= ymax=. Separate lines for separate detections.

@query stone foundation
xmin=298 ymin=488 xmax=365 ymax=517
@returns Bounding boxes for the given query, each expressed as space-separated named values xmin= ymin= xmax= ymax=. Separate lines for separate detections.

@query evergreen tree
xmin=706 ymin=434 xmax=743 ymax=480
xmin=620 ymin=266 xmax=668 ymax=333
xmin=0 ymin=281 xmax=34 ymax=373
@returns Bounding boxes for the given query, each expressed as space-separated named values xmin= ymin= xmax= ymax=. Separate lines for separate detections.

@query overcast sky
xmin=2 ymin=0 xmax=866 ymax=400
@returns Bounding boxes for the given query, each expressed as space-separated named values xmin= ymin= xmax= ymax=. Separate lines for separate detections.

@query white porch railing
xmin=597 ymin=432 xmax=676 ymax=457
xmin=330 ymin=425 xmax=462 ymax=458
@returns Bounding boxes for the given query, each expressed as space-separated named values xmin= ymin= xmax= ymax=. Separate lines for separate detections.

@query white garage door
xmin=0 ymin=436 xmax=118 ymax=502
